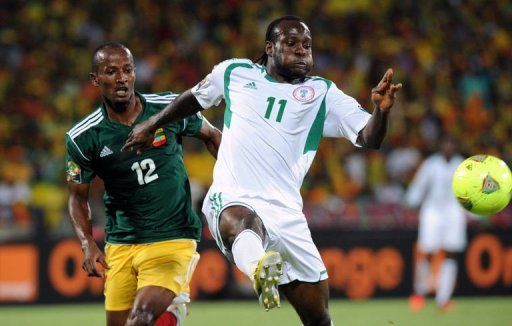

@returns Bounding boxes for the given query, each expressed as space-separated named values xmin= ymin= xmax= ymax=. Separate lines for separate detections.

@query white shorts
xmin=418 ymin=207 xmax=467 ymax=253
xmin=202 ymin=189 xmax=328 ymax=285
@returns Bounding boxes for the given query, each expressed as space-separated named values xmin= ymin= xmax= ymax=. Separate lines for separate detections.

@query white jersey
xmin=405 ymin=153 xmax=465 ymax=215
xmin=192 ymin=58 xmax=371 ymax=211
xmin=405 ymin=153 xmax=467 ymax=252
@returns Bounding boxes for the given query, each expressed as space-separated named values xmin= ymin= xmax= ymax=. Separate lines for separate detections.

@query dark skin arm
xmin=195 ymin=117 xmax=222 ymax=159
xmin=122 ymin=89 xmax=203 ymax=153
xmin=67 ymin=182 xmax=110 ymax=278
xmin=356 ymin=68 xmax=402 ymax=149
xmin=122 ymin=70 xmax=401 ymax=152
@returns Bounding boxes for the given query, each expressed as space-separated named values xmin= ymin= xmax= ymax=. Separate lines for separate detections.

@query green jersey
xmin=65 ymin=92 xmax=203 ymax=244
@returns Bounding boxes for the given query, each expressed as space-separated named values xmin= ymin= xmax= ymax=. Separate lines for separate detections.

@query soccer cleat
xmin=253 ymin=251 xmax=283 ymax=311
xmin=408 ymin=294 xmax=426 ymax=312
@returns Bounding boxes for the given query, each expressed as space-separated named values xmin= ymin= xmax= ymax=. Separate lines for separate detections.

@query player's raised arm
xmin=357 ymin=68 xmax=402 ymax=149
xmin=122 ymin=89 xmax=203 ymax=153
xmin=67 ymin=182 xmax=110 ymax=278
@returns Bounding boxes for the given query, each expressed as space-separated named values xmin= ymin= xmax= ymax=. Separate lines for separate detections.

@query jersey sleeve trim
xmin=350 ymin=116 xmax=371 ymax=148
xmin=66 ymin=109 xmax=105 ymax=162
xmin=67 ymin=109 xmax=102 ymax=138
xmin=193 ymin=112 xmax=204 ymax=135
xmin=179 ymin=112 xmax=204 ymax=136
xmin=223 ymin=62 xmax=253 ymax=128
xmin=67 ymin=134 xmax=91 ymax=161
xmin=142 ymin=93 xmax=179 ymax=104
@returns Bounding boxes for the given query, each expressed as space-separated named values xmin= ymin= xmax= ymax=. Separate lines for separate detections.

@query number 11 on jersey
xmin=265 ymin=97 xmax=287 ymax=122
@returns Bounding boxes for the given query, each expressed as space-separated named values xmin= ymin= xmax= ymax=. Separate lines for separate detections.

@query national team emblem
xmin=66 ymin=160 xmax=82 ymax=183
xmin=152 ymin=128 xmax=167 ymax=147
xmin=293 ymin=86 xmax=315 ymax=102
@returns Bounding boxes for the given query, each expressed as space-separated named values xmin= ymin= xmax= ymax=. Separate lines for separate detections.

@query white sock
xmin=436 ymin=258 xmax=457 ymax=306
xmin=414 ymin=259 xmax=430 ymax=296
xmin=232 ymin=230 xmax=265 ymax=280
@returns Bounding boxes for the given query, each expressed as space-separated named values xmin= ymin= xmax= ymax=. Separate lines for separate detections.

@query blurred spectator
xmin=0 ymin=146 xmax=32 ymax=229
xmin=0 ymin=0 xmax=511 ymax=235
xmin=0 ymin=177 xmax=31 ymax=228
xmin=386 ymin=146 xmax=422 ymax=185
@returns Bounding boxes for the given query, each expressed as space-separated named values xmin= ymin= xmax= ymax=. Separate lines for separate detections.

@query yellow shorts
xmin=104 ymin=239 xmax=199 ymax=311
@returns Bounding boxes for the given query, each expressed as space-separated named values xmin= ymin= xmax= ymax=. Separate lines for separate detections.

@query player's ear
xmin=265 ymin=41 xmax=274 ymax=57
xmin=89 ymin=72 xmax=99 ymax=86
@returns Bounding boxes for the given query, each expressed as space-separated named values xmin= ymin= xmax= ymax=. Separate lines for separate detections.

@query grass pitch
xmin=0 ymin=297 xmax=511 ymax=325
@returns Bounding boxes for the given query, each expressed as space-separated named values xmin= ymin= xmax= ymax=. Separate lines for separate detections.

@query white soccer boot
xmin=253 ymin=251 xmax=283 ymax=311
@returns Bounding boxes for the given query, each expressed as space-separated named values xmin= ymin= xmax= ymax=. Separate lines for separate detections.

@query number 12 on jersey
xmin=265 ymin=97 xmax=287 ymax=122
xmin=131 ymin=158 xmax=159 ymax=185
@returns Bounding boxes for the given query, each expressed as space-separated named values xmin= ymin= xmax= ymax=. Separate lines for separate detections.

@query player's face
xmin=90 ymin=47 xmax=136 ymax=108
xmin=441 ymin=138 xmax=457 ymax=157
xmin=270 ymin=20 xmax=313 ymax=79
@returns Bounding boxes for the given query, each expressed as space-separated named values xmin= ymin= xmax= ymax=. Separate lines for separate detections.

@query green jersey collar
xmin=101 ymin=92 xmax=146 ymax=127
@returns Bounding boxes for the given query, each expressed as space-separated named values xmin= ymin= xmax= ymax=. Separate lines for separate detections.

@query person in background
xmin=405 ymin=135 xmax=466 ymax=312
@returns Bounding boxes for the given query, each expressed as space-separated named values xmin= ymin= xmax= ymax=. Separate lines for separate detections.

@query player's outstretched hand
xmin=82 ymin=242 xmax=110 ymax=278
xmin=121 ymin=120 xmax=155 ymax=155
xmin=371 ymin=68 xmax=402 ymax=112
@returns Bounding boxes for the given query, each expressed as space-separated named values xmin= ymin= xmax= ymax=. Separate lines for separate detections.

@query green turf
xmin=0 ymin=298 xmax=511 ymax=325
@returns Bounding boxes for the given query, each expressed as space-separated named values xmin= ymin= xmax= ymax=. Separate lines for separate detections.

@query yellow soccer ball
xmin=452 ymin=155 xmax=512 ymax=216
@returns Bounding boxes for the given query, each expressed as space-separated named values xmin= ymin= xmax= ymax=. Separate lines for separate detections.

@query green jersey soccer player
xmin=66 ymin=42 xmax=221 ymax=326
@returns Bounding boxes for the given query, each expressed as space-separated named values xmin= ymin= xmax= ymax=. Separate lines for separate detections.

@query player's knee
xmin=219 ymin=219 xmax=240 ymax=248
xmin=302 ymin=309 xmax=331 ymax=326
xmin=219 ymin=208 xmax=263 ymax=248
xmin=126 ymin=305 xmax=158 ymax=326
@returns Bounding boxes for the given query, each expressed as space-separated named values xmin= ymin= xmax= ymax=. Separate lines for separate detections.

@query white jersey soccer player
xmin=406 ymin=153 xmax=467 ymax=253
xmin=405 ymin=138 xmax=466 ymax=311
xmin=123 ymin=16 xmax=402 ymax=322
xmin=192 ymin=58 xmax=371 ymax=283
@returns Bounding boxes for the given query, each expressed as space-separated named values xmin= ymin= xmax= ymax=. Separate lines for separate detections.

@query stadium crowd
xmin=1 ymin=0 xmax=511 ymax=237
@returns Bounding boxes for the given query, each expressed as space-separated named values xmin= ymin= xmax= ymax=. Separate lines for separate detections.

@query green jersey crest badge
xmin=66 ymin=160 xmax=82 ymax=183
xmin=152 ymin=128 xmax=167 ymax=147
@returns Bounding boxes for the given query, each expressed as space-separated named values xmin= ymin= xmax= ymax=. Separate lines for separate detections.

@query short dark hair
xmin=255 ymin=15 xmax=305 ymax=66
xmin=91 ymin=42 xmax=131 ymax=72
